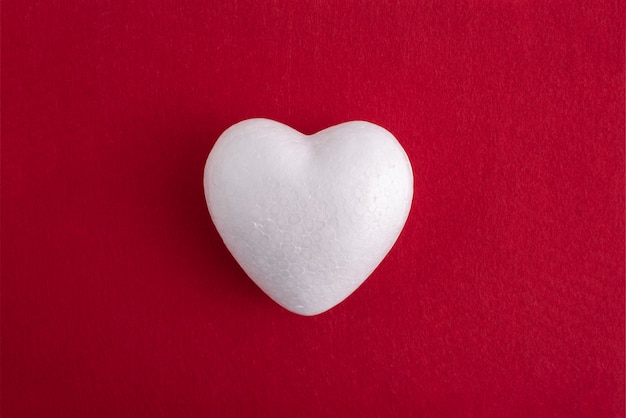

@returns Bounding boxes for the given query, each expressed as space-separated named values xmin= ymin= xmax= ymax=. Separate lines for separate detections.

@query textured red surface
xmin=2 ymin=1 xmax=624 ymax=416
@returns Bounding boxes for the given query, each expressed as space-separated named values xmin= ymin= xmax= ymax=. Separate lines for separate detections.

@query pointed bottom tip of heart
xmin=275 ymin=302 xmax=338 ymax=317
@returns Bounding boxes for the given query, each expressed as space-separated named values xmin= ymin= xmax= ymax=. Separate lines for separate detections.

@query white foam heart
xmin=204 ymin=118 xmax=413 ymax=315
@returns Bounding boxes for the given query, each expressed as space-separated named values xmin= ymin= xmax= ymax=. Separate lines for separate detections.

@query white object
xmin=204 ymin=118 xmax=413 ymax=315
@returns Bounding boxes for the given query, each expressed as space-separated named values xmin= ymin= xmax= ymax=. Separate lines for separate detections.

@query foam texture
xmin=204 ymin=119 xmax=413 ymax=315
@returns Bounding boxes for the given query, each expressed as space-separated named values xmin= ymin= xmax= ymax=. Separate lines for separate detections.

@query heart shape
xmin=204 ymin=118 xmax=413 ymax=315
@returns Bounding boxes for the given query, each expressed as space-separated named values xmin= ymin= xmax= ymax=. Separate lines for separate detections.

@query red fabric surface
xmin=2 ymin=1 xmax=624 ymax=416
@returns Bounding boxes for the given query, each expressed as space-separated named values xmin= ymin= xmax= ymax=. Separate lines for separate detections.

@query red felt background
xmin=2 ymin=1 xmax=624 ymax=416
